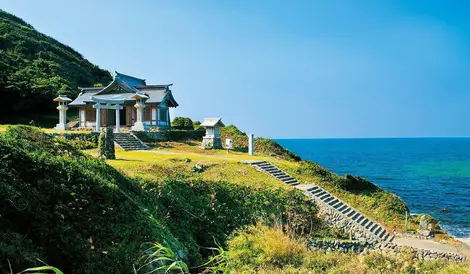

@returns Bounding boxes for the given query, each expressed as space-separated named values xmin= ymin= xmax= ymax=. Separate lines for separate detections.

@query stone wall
xmin=308 ymin=240 xmax=366 ymax=253
xmin=309 ymin=194 xmax=384 ymax=246
xmin=133 ymin=131 xmax=169 ymax=142
xmin=308 ymin=240 xmax=468 ymax=263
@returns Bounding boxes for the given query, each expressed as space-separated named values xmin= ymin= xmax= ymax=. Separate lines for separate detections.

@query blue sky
xmin=2 ymin=0 xmax=470 ymax=138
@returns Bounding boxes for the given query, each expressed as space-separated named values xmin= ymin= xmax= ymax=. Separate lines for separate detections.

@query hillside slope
xmin=0 ymin=10 xmax=111 ymax=121
xmin=0 ymin=126 xmax=320 ymax=273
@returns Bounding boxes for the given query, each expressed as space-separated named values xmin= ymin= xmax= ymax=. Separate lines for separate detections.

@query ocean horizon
xmin=276 ymin=137 xmax=470 ymax=238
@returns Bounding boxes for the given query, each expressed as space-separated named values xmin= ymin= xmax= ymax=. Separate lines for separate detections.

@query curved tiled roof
xmin=69 ymin=72 xmax=178 ymax=107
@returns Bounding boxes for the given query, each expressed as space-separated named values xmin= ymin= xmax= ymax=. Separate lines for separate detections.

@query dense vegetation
xmin=0 ymin=126 xmax=321 ymax=273
xmin=226 ymin=224 xmax=470 ymax=273
xmin=0 ymin=10 xmax=111 ymax=125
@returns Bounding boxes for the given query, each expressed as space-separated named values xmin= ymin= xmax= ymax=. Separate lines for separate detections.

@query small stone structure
xmin=53 ymin=95 xmax=72 ymax=130
xmin=98 ymin=127 xmax=115 ymax=159
xmin=200 ymin=117 xmax=224 ymax=149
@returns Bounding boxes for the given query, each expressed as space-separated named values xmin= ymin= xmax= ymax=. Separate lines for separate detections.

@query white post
xmin=95 ymin=104 xmax=101 ymax=132
xmin=115 ymin=105 xmax=120 ymax=133
xmin=248 ymin=133 xmax=254 ymax=156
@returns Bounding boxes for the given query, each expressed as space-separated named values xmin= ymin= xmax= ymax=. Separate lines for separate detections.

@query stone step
xmin=355 ymin=215 xmax=364 ymax=223
xmin=369 ymin=224 xmax=379 ymax=234
xmin=347 ymin=211 xmax=357 ymax=218
xmin=378 ymin=229 xmax=387 ymax=239
xmin=337 ymin=204 xmax=348 ymax=212
xmin=243 ymin=161 xmax=393 ymax=244
xmin=329 ymin=200 xmax=340 ymax=207
xmin=311 ymin=188 xmax=323 ymax=195
xmin=374 ymin=227 xmax=384 ymax=236
xmin=351 ymin=212 xmax=361 ymax=221
xmin=271 ymin=172 xmax=284 ymax=176
xmin=114 ymin=133 xmax=148 ymax=151
xmin=360 ymin=218 xmax=369 ymax=226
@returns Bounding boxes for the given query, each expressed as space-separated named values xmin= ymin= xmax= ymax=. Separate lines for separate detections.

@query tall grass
xmin=135 ymin=242 xmax=189 ymax=274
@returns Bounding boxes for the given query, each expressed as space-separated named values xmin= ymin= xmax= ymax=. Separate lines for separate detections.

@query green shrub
xmin=331 ymin=174 xmax=378 ymax=192
xmin=296 ymin=160 xmax=334 ymax=181
xmin=220 ymin=125 xmax=246 ymax=137
xmin=255 ymin=138 xmax=301 ymax=162
xmin=147 ymin=178 xmax=318 ymax=263
xmin=227 ymin=224 xmax=307 ymax=268
xmin=50 ymin=132 xmax=99 ymax=150
xmin=0 ymin=125 xmax=184 ymax=273
xmin=172 ymin=117 xmax=194 ymax=130
xmin=167 ymin=129 xmax=205 ymax=141
xmin=193 ymin=121 xmax=201 ymax=130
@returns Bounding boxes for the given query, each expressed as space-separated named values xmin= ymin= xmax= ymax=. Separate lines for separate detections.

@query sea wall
xmin=308 ymin=239 xmax=468 ymax=263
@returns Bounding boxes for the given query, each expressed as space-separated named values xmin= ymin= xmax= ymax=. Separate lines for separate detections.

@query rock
xmin=419 ymin=230 xmax=431 ymax=237
xmin=419 ymin=215 xmax=428 ymax=231
xmin=192 ymin=164 xmax=204 ymax=173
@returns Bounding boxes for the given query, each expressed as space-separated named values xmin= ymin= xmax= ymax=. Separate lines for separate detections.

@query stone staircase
xmin=114 ymin=133 xmax=149 ymax=151
xmin=245 ymin=160 xmax=393 ymax=243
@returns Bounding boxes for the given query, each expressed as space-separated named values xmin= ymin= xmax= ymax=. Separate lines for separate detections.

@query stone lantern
xmin=201 ymin=117 xmax=225 ymax=148
xmin=131 ymin=92 xmax=149 ymax=131
xmin=54 ymin=95 xmax=72 ymax=130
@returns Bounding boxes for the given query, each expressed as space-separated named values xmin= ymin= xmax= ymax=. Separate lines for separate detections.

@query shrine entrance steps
xmin=114 ymin=133 xmax=149 ymax=151
xmin=243 ymin=160 xmax=393 ymax=243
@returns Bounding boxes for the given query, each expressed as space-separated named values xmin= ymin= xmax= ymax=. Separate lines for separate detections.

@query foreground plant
xmin=19 ymin=266 xmax=63 ymax=274
xmin=198 ymin=240 xmax=233 ymax=274
xmin=135 ymin=242 xmax=189 ymax=274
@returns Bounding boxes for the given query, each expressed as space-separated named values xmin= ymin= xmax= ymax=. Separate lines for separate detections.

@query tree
xmin=172 ymin=117 xmax=194 ymax=130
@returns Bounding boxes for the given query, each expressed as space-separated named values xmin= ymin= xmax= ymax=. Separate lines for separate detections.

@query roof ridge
xmin=79 ymin=86 xmax=105 ymax=90
xmin=115 ymin=71 xmax=146 ymax=83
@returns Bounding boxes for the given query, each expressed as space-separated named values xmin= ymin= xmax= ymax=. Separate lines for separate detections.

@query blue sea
xmin=276 ymin=138 xmax=470 ymax=238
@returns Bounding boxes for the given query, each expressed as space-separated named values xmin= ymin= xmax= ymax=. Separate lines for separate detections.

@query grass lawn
xmin=86 ymin=141 xmax=290 ymax=190
xmin=84 ymin=141 xmax=408 ymax=234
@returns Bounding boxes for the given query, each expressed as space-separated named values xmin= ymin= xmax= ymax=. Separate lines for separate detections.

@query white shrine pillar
xmin=248 ymin=133 xmax=254 ymax=156
xmin=93 ymin=104 xmax=101 ymax=132
xmin=115 ymin=105 xmax=121 ymax=133
xmin=53 ymin=95 xmax=72 ymax=130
